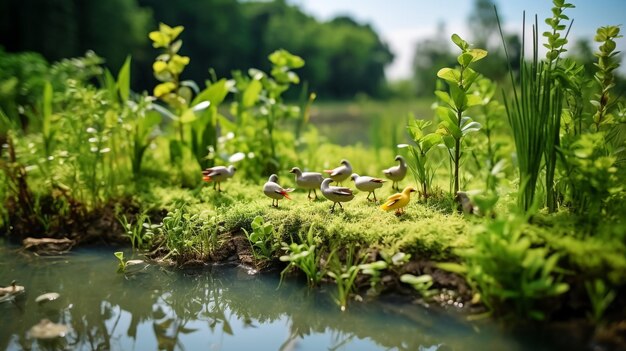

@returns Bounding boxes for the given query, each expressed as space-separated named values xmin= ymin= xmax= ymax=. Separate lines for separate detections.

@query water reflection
xmin=0 ymin=247 xmax=527 ymax=351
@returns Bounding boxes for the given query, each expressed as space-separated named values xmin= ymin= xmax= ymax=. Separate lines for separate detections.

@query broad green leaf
xmin=437 ymin=68 xmax=461 ymax=84
xmin=407 ymin=124 xmax=423 ymax=141
xmin=192 ymin=78 xmax=230 ymax=106
xmin=180 ymin=108 xmax=198 ymax=124
xmin=420 ymin=133 xmax=442 ymax=151
xmin=434 ymin=91 xmax=452 ymax=106
xmin=463 ymin=67 xmax=480 ymax=90
xmin=103 ymin=69 xmax=117 ymax=100
xmin=117 ymin=56 xmax=131 ymax=102
xmin=469 ymin=49 xmax=488 ymax=63
xmin=441 ymin=120 xmax=462 ymax=139
xmin=242 ymin=79 xmax=262 ymax=108
xmin=451 ymin=34 xmax=468 ymax=50
xmin=466 ymin=94 xmax=483 ymax=107
xmin=458 ymin=52 xmax=474 ymax=67
xmin=449 ymin=84 xmax=467 ymax=111
xmin=435 ymin=106 xmax=458 ymax=126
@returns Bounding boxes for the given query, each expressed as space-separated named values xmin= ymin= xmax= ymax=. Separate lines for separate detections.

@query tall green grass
xmin=497 ymin=9 xmax=568 ymax=212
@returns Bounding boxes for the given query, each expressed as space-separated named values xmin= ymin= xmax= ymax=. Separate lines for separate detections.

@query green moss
xmin=141 ymin=178 xmax=472 ymax=260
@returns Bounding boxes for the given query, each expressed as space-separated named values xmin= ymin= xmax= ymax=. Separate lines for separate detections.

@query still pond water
xmin=0 ymin=246 xmax=572 ymax=351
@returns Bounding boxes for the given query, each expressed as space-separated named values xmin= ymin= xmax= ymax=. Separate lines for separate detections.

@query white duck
xmin=289 ymin=167 xmax=324 ymax=200
xmin=382 ymin=155 xmax=407 ymax=191
xmin=350 ymin=173 xmax=385 ymax=202
xmin=263 ymin=174 xmax=294 ymax=207
xmin=324 ymin=159 xmax=352 ymax=185
xmin=202 ymin=165 xmax=236 ymax=192
xmin=320 ymin=178 xmax=354 ymax=212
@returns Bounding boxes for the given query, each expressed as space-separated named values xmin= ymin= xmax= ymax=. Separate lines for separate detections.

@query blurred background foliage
xmin=1 ymin=0 xmax=623 ymax=101
xmin=0 ymin=0 xmax=392 ymax=99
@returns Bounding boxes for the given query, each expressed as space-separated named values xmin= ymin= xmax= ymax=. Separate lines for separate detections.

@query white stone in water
xmin=35 ymin=292 xmax=60 ymax=303
xmin=28 ymin=319 xmax=69 ymax=339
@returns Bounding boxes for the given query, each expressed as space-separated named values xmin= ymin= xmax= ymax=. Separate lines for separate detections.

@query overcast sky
xmin=292 ymin=0 xmax=626 ymax=80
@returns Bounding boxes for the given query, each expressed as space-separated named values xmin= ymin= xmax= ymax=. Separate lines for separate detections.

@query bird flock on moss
xmin=202 ymin=155 xmax=419 ymax=215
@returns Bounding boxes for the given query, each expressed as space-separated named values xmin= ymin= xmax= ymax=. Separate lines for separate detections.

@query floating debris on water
xmin=35 ymin=292 xmax=61 ymax=304
xmin=0 ymin=281 xmax=25 ymax=303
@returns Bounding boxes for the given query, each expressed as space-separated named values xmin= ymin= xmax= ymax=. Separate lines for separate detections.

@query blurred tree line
xmin=410 ymin=0 xmax=624 ymax=97
xmin=0 ymin=0 xmax=392 ymax=99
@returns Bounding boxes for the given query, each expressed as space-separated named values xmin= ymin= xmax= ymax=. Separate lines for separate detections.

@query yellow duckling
xmin=380 ymin=186 xmax=417 ymax=215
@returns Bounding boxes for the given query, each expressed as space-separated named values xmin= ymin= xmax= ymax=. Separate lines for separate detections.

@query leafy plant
xmin=117 ymin=212 xmax=159 ymax=251
xmin=114 ymin=251 xmax=127 ymax=273
xmin=358 ymin=260 xmax=387 ymax=295
xmin=497 ymin=0 xmax=573 ymax=212
xmin=227 ymin=50 xmax=305 ymax=178
xmin=149 ymin=23 xmax=214 ymax=181
xmin=585 ymin=278 xmax=616 ymax=323
xmin=440 ymin=214 xmax=569 ymax=320
xmin=326 ymin=245 xmax=365 ymax=311
xmin=590 ymin=25 xmax=622 ymax=132
xmin=189 ymin=78 xmax=231 ymax=170
xmin=403 ymin=116 xmax=441 ymax=199
xmin=243 ymin=216 xmax=278 ymax=261
xmin=157 ymin=205 xmax=219 ymax=263
xmin=561 ymin=133 xmax=621 ymax=218
xmin=359 ymin=251 xmax=411 ymax=295
xmin=435 ymin=33 xmax=486 ymax=196
xmin=113 ymin=251 xmax=145 ymax=274
xmin=400 ymin=274 xmax=436 ymax=298
xmin=105 ymin=57 xmax=162 ymax=177
xmin=473 ymin=78 xmax=506 ymax=169
xmin=279 ymin=225 xmax=324 ymax=287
